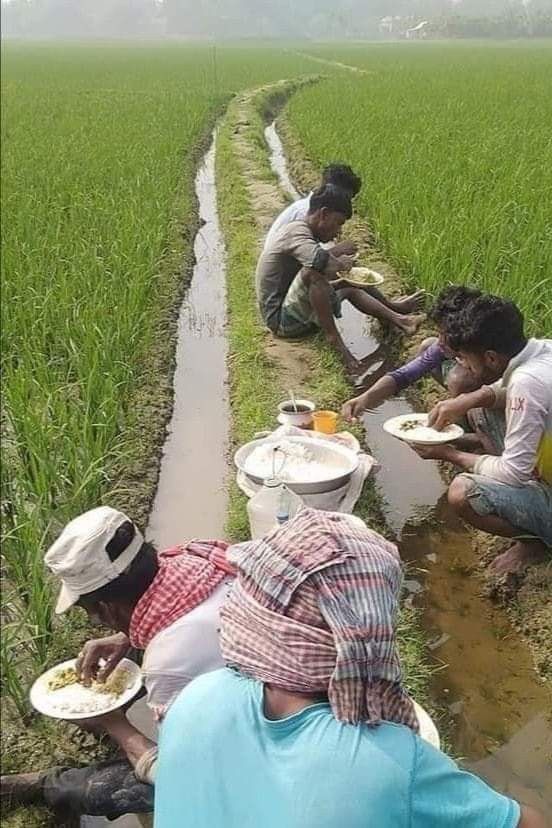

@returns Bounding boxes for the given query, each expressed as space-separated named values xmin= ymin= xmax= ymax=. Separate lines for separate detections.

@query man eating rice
xmin=1 ymin=505 xmax=235 ymax=822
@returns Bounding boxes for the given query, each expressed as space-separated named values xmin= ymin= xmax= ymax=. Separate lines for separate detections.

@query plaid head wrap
xmin=220 ymin=508 xmax=418 ymax=731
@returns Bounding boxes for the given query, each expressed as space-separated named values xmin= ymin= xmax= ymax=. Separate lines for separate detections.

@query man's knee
xmin=448 ymin=475 xmax=473 ymax=513
xmin=337 ymin=285 xmax=356 ymax=301
xmin=446 ymin=366 xmax=479 ymax=397
xmin=417 ymin=336 xmax=438 ymax=356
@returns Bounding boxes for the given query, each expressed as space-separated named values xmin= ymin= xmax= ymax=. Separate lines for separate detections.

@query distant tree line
xmin=2 ymin=0 xmax=552 ymax=39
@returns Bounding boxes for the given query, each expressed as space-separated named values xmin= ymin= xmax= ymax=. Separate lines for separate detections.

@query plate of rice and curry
xmin=342 ymin=267 xmax=385 ymax=289
xmin=383 ymin=413 xmax=463 ymax=446
xmin=30 ymin=657 xmax=142 ymax=720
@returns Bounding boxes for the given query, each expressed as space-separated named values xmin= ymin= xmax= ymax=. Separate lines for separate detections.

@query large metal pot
xmin=234 ymin=435 xmax=359 ymax=495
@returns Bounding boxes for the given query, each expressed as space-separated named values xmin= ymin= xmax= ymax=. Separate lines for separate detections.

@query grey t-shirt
xmin=255 ymin=219 xmax=329 ymax=332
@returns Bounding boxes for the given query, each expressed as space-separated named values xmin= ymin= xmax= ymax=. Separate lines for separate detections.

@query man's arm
xmin=284 ymin=224 xmax=356 ymax=275
xmin=412 ymin=443 xmax=481 ymax=470
xmin=342 ymin=375 xmax=399 ymax=421
xmin=77 ymin=710 xmax=157 ymax=782
xmin=518 ymin=804 xmax=547 ymax=828
xmin=428 ymin=385 xmax=498 ymax=430
xmin=474 ymin=373 xmax=548 ymax=485
xmin=411 ymin=736 xmax=541 ymax=828
xmin=389 ymin=342 xmax=446 ymax=391
xmin=329 ymin=240 xmax=357 ymax=258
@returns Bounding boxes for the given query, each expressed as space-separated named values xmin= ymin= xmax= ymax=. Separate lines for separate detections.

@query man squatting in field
xmin=0 ymin=506 xmax=235 ymax=821
xmin=153 ymin=507 xmax=545 ymax=828
xmin=412 ymin=296 xmax=552 ymax=576
xmin=2 ymin=508 xmax=548 ymax=825
xmin=342 ymin=285 xmax=482 ymax=420
xmin=256 ymin=164 xmax=424 ymax=374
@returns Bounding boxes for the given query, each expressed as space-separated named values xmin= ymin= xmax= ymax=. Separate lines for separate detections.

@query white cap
xmin=45 ymin=506 xmax=144 ymax=614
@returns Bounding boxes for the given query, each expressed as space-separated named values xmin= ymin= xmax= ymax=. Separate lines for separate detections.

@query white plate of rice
xmin=30 ymin=657 xmax=142 ymax=720
xmin=343 ymin=267 xmax=385 ymax=288
xmin=383 ymin=413 xmax=463 ymax=446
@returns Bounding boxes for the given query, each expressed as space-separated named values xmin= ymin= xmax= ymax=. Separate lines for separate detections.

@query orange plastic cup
xmin=312 ymin=410 xmax=339 ymax=435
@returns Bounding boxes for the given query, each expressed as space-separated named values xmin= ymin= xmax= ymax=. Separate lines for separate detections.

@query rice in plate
xmin=30 ymin=657 xmax=142 ymax=720
xmin=383 ymin=413 xmax=463 ymax=445
xmin=342 ymin=267 xmax=385 ymax=288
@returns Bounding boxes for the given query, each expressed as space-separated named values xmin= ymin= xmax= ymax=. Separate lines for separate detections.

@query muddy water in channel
xmin=147 ymin=134 xmax=229 ymax=548
xmin=267 ymin=121 xmax=551 ymax=815
xmin=83 ymin=135 xmax=229 ymax=827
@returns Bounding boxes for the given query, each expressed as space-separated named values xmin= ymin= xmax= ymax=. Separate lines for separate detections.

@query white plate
xmin=343 ymin=267 xmax=385 ymax=288
xmin=383 ymin=413 xmax=463 ymax=445
xmin=30 ymin=657 xmax=142 ymax=720
xmin=413 ymin=700 xmax=440 ymax=749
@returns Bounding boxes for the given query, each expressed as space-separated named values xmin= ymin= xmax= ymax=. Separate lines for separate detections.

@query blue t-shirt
xmin=154 ymin=668 xmax=520 ymax=828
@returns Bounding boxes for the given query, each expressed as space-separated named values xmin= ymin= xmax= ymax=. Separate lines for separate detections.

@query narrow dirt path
xmin=225 ymin=81 xmax=319 ymax=392
xmin=290 ymin=50 xmax=372 ymax=75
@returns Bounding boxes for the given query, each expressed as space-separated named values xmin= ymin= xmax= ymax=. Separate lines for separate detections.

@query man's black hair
xmin=430 ymin=285 xmax=482 ymax=326
xmin=79 ymin=520 xmax=159 ymax=606
xmin=321 ymin=164 xmax=362 ymax=197
xmin=447 ymin=295 xmax=526 ymax=357
xmin=308 ymin=184 xmax=352 ymax=220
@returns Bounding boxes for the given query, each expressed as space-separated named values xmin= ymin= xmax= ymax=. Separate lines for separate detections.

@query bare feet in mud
xmin=393 ymin=290 xmax=426 ymax=314
xmin=397 ymin=313 xmax=426 ymax=336
xmin=489 ymin=540 xmax=547 ymax=577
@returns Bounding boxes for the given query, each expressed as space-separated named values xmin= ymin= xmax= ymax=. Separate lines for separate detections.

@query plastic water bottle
xmin=247 ymin=478 xmax=303 ymax=539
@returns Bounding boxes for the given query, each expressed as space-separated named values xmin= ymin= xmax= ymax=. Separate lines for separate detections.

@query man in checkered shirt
xmin=1 ymin=505 xmax=235 ymax=822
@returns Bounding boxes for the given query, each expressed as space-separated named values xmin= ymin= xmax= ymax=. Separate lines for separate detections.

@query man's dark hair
xmin=321 ymin=164 xmax=362 ymax=197
xmin=79 ymin=520 xmax=159 ymax=606
xmin=447 ymin=295 xmax=526 ymax=357
xmin=430 ymin=285 xmax=482 ymax=327
xmin=308 ymin=184 xmax=352 ymax=220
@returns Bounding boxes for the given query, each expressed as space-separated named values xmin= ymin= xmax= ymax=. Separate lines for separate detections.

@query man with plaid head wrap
xmin=154 ymin=509 xmax=538 ymax=828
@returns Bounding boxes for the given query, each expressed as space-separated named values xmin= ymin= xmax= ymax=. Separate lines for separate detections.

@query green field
xmin=2 ymin=39 xmax=551 ymax=725
xmin=0 ymin=43 xmax=315 ymax=715
xmin=288 ymin=42 xmax=552 ymax=333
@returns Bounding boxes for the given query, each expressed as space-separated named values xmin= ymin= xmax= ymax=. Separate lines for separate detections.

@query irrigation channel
xmin=83 ymin=134 xmax=229 ymax=827
xmin=266 ymin=119 xmax=551 ymax=815
xmin=84 ymin=114 xmax=549 ymax=824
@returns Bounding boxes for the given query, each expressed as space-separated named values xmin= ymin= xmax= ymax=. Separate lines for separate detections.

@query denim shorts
xmin=458 ymin=473 xmax=552 ymax=547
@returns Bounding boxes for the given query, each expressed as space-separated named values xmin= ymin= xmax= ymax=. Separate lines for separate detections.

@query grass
xmin=1 ymin=42 xmax=319 ymax=828
xmin=288 ymin=42 xmax=552 ymax=334
xmin=0 ymin=41 xmax=316 ymax=751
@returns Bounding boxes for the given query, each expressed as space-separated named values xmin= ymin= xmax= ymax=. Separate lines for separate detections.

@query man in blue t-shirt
xmin=155 ymin=668 xmax=543 ymax=828
xmin=154 ymin=510 xmax=545 ymax=828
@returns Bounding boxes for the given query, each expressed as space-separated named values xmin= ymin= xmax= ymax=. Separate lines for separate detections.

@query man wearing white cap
xmin=1 ymin=506 xmax=235 ymax=822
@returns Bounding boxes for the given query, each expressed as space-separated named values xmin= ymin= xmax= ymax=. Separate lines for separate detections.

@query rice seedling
xmin=288 ymin=42 xmax=552 ymax=333
xmin=1 ymin=43 xmax=316 ymax=714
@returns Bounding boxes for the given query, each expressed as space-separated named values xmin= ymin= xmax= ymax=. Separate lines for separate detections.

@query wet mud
xmin=268 ymin=120 xmax=552 ymax=816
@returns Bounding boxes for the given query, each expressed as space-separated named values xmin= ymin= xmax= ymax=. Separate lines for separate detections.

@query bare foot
xmin=489 ymin=540 xmax=546 ymax=576
xmin=396 ymin=313 xmax=426 ymax=336
xmin=392 ymin=290 xmax=426 ymax=314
